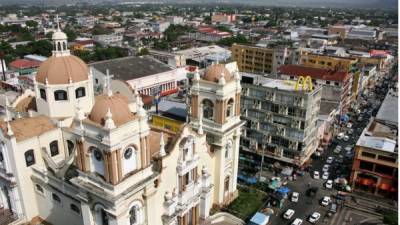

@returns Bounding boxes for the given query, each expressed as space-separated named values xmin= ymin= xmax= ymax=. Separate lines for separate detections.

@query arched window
xmin=67 ymin=140 xmax=74 ymax=155
xmin=50 ymin=140 xmax=59 ymax=156
xmin=224 ymin=176 xmax=230 ymax=193
xmin=57 ymin=42 xmax=61 ymax=51
xmin=123 ymin=146 xmax=137 ymax=176
xmin=226 ymin=98 xmax=234 ymax=118
xmin=40 ymin=89 xmax=46 ymax=100
xmin=52 ymin=193 xmax=61 ymax=203
xmin=94 ymin=205 xmax=109 ymax=225
xmin=54 ymin=90 xmax=68 ymax=101
xmin=202 ymin=99 xmax=214 ymax=120
xmin=62 ymin=42 xmax=66 ymax=51
xmin=25 ymin=149 xmax=35 ymax=167
xmin=225 ymin=139 xmax=233 ymax=159
xmin=70 ymin=204 xmax=80 ymax=215
xmin=75 ymin=87 xmax=86 ymax=98
xmin=129 ymin=201 xmax=143 ymax=225
xmin=35 ymin=184 xmax=44 ymax=193
xmin=90 ymin=147 xmax=105 ymax=177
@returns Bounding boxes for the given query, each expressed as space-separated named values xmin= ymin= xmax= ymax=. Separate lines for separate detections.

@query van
xmin=329 ymin=203 xmax=337 ymax=214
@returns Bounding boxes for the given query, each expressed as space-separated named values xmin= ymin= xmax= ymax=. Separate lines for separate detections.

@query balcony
xmin=178 ymin=181 xmax=201 ymax=207
xmin=177 ymin=154 xmax=200 ymax=176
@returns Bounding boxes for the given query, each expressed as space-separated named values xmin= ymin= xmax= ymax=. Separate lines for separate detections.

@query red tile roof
xmin=278 ymin=65 xmax=349 ymax=82
xmin=9 ymin=59 xmax=41 ymax=69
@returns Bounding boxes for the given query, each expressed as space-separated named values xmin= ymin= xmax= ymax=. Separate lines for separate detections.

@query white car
xmin=322 ymin=164 xmax=330 ymax=172
xmin=337 ymin=132 xmax=345 ymax=140
xmin=321 ymin=196 xmax=331 ymax=206
xmin=308 ymin=212 xmax=321 ymax=224
xmin=291 ymin=192 xmax=299 ymax=202
xmin=322 ymin=172 xmax=329 ymax=180
xmin=334 ymin=146 xmax=342 ymax=154
xmin=326 ymin=180 xmax=333 ymax=189
xmin=326 ymin=156 xmax=334 ymax=164
xmin=291 ymin=218 xmax=303 ymax=225
xmin=346 ymin=123 xmax=353 ymax=128
xmin=283 ymin=209 xmax=295 ymax=220
xmin=313 ymin=171 xmax=320 ymax=179
xmin=345 ymin=146 xmax=352 ymax=152
xmin=343 ymin=135 xmax=350 ymax=141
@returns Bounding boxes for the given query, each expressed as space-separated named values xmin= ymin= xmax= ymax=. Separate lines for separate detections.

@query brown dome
xmin=36 ymin=55 xmax=89 ymax=85
xmin=89 ymin=93 xmax=135 ymax=126
xmin=203 ymin=64 xmax=233 ymax=83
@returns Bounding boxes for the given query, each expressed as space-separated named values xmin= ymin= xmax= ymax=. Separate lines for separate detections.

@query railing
xmin=178 ymin=181 xmax=201 ymax=206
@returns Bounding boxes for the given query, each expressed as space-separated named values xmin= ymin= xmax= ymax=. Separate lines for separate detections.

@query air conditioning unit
xmin=292 ymin=120 xmax=300 ymax=129
xmin=277 ymin=127 xmax=285 ymax=136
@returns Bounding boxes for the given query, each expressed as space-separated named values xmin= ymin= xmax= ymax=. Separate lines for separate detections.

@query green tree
xmin=25 ymin=20 xmax=38 ymax=29
xmin=383 ymin=213 xmax=398 ymax=225
xmin=64 ymin=28 xmax=77 ymax=42
xmin=137 ymin=48 xmax=149 ymax=56
xmin=216 ymin=25 xmax=231 ymax=33
xmin=217 ymin=35 xmax=249 ymax=47
xmin=73 ymin=50 xmax=92 ymax=63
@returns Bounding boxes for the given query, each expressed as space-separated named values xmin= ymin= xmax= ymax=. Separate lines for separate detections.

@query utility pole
xmin=0 ymin=51 xmax=6 ymax=81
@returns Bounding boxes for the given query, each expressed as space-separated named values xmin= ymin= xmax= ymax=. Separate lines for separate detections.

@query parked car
xmin=343 ymin=135 xmax=350 ymax=141
xmin=308 ymin=212 xmax=321 ymax=224
xmin=329 ymin=203 xmax=338 ymax=214
xmin=322 ymin=172 xmax=329 ymax=180
xmin=325 ymin=180 xmax=333 ymax=189
xmin=346 ymin=123 xmax=353 ymax=128
xmin=313 ymin=171 xmax=320 ymax=179
xmin=345 ymin=146 xmax=352 ymax=152
xmin=347 ymin=129 xmax=354 ymax=135
xmin=283 ymin=209 xmax=295 ymax=220
xmin=337 ymin=132 xmax=345 ymax=140
xmin=322 ymin=164 xmax=330 ymax=172
xmin=291 ymin=192 xmax=299 ymax=202
xmin=291 ymin=218 xmax=303 ymax=225
xmin=321 ymin=196 xmax=331 ymax=206
xmin=334 ymin=146 xmax=342 ymax=154
xmin=326 ymin=156 xmax=334 ymax=164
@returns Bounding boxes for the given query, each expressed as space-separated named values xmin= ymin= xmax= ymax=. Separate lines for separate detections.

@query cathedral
xmin=0 ymin=25 xmax=243 ymax=225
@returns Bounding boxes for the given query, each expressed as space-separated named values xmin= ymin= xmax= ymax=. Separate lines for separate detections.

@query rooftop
xmin=90 ymin=56 xmax=172 ymax=81
xmin=376 ymin=90 xmax=398 ymax=126
xmin=9 ymin=59 xmax=42 ymax=69
xmin=0 ymin=116 xmax=56 ymax=142
xmin=356 ymin=135 xmax=396 ymax=154
xmin=278 ymin=65 xmax=349 ymax=82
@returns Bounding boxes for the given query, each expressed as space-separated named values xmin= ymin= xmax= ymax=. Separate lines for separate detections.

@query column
xmin=200 ymin=167 xmax=212 ymax=219
xmin=81 ymin=202 xmax=94 ymax=225
xmin=191 ymin=95 xmax=198 ymax=119
xmin=0 ymin=187 xmax=8 ymax=209
xmin=10 ymin=187 xmax=23 ymax=218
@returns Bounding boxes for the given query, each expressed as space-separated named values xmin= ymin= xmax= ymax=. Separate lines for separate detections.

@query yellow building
xmin=151 ymin=114 xmax=184 ymax=134
xmin=300 ymin=52 xmax=358 ymax=72
xmin=231 ymin=44 xmax=275 ymax=74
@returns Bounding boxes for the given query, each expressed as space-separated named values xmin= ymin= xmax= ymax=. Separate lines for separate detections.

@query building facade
xmin=239 ymin=74 xmax=321 ymax=166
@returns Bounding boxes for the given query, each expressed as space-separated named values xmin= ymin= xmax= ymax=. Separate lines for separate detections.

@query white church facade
xmin=0 ymin=23 xmax=243 ymax=225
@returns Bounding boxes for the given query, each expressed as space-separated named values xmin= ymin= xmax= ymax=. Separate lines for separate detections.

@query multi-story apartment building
xmin=231 ymin=44 xmax=302 ymax=75
xmin=240 ymin=73 xmax=321 ymax=166
xmin=148 ymin=49 xmax=186 ymax=68
xmin=278 ymin=65 xmax=351 ymax=115
xmin=350 ymin=90 xmax=398 ymax=199
xmin=92 ymin=34 xmax=123 ymax=47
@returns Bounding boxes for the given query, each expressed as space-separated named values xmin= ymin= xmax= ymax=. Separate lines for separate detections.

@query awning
xmin=378 ymin=183 xmax=391 ymax=191
xmin=359 ymin=178 xmax=375 ymax=186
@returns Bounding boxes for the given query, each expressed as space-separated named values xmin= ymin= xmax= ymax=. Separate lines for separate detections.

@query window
xmin=326 ymin=81 xmax=331 ymax=85
xmin=54 ymin=90 xmax=68 ymax=101
xmin=40 ymin=89 xmax=46 ymax=100
xmin=94 ymin=150 xmax=102 ymax=161
xmin=375 ymin=164 xmax=394 ymax=176
xmin=75 ymin=87 xmax=86 ymax=98
xmin=128 ymin=202 xmax=143 ymax=225
xmin=70 ymin=204 xmax=80 ymax=215
xmin=202 ymin=99 xmax=214 ymax=120
xmin=67 ymin=140 xmax=74 ymax=155
xmin=62 ymin=42 xmax=66 ymax=51
xmin=359 ymin=161 xmax=374 ymax=171
xmin=57 ymin=42 xmax=61 ymax=51
xmin=129 ymin=206 xmax=138 ymax=224
xmin=226 ymin=99 xmax=234 ymax=118
xmin=123 ymin=146 xmax=137 ymax=176
xmin=52 ymin=193 xmax=61 ymax=203
xmin=377 ymin=155 xmax=396 ymax=163
xmin=0 ymin=151 xmax=3 ymax=162
xmin=361 ymin=151 xmax=376 ymax=158
xmin=25 ymin=149 xmax=35 ymax=167
xmin=35 ymin=184 xmax=44 ymax=193
xmin=50 ymin=141 xmax=59 ymax=157
xmin=225 ymin=140 xmax=233 ymax=159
